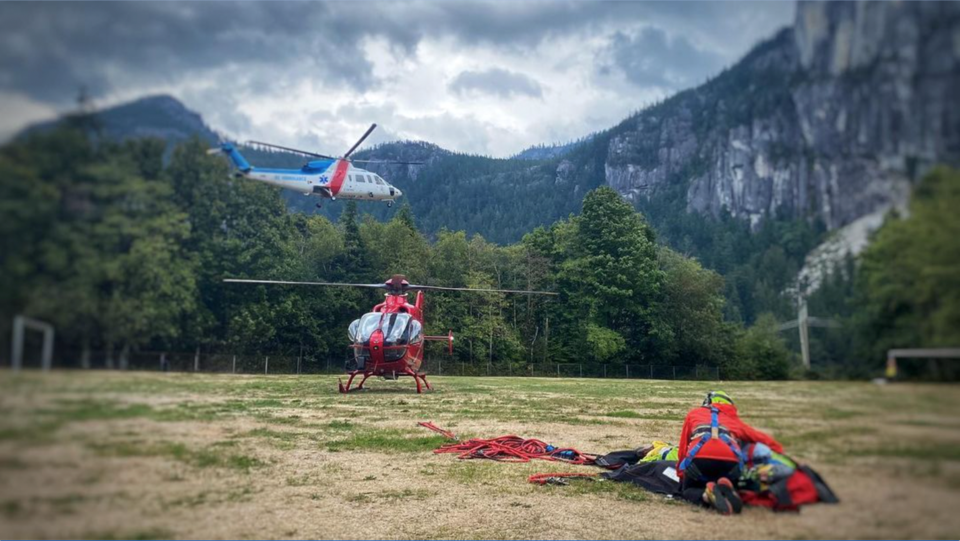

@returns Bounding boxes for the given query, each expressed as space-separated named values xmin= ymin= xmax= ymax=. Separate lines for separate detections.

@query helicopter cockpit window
xmin=348 ymin=319 xmax=361 ymax=342
xmin=381 ymin=313 xmax=412 ymax=345
xmin=408 ymin=320 xmax=423 ymax=344
xmin=352 ymin=312 xmax=415 ymax=345
xmin=374 ymin=177 xmax=384 ymax=185
xmin=356 ymin=313 xmax=382 ymax=343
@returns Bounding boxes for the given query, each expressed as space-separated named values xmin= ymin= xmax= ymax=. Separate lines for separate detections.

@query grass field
xmin=1 ymin=371 xmax=959 ymax=540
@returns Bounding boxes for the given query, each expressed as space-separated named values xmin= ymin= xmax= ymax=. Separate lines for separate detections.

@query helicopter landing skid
xmin=338 ymin=368 xmax=432 ymax=394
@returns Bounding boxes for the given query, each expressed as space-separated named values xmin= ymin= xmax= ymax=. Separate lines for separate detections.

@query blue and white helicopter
xmin=209 ymin=124 xmax=419 ymax=208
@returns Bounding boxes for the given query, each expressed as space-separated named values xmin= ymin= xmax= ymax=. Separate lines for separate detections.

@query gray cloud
xmin=599 ymin=27 xmax=725 ymax=89
xmin=0 ymin=1 xmax=791 ymax=104
xmin=0 ymin=1 xmax=795 ymax=155
xmin=449 ymin=68 xmax=544 ymax=99
xmin=0 ymin=2 xmax=378 ymax=103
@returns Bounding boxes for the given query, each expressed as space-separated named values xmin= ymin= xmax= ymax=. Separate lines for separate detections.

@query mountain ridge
xmin=20 ymin=94 xmax=221 ymax=147
xmin=16 ymin=1 xmax=959 ymax=249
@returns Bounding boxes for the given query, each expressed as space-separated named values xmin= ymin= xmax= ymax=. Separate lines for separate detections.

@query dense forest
xmin=1 ymin=122 xmax=957 ymax=379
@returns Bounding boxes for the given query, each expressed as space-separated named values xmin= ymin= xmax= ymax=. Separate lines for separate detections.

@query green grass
xmin=861 ymin=443 xmax=960 ymax=462
xmin=1 ymin=500 xmax=23 ymax=518
xmin=0 ymin=423 xmax=61 ymax=443
xmin=345 ymin=488 xmax=433 ymax=504
xmin=85 ymin=528 xmax=173 ymax=540
xmin=325 ymin=419 xmax=356 ymax=431
xmin=88 ymin=440 xmax=264 ymax=472
xmin=445 ymin=461 xmax=505 ymax=485
xmin=2 ymin=372 xmax=959 ymax=539
xmin=285 ymin=475 xmax=316 ymax=487
xmin=544 ymin=477 xmax=649 ymax=502
xmin=326 ymin=430 xmax=449 ymax=453
xmin=0 ymin=456 xmax=29 ymax=470
xmin=604 ymin=410 xmax=643 ymax=418
xmin=241 ymin=427 xmax=302 ymax=449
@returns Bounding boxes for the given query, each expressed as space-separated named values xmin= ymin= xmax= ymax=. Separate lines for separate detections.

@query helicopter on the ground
xmin=224 ymin=274 xmax=556 ymax=393
xmin=209 ymin=124 xmax=418 ymax=208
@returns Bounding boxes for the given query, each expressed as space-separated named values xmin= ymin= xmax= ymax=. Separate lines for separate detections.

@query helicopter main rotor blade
xmin=343 ymin=123 xmax=377 ymax=159
xmin=246 ymin=141 xmax=336 ymax=160
xmin=350 ymin=159 xmax=425 ymax=165
xmin=224 ymin=278 xmax=385 ymax=289
xmin=410 ymin=285 xmax=558 ymax=296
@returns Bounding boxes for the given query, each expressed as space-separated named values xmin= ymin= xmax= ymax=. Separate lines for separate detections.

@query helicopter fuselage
xmin=349 ymin=292 xmax=426 ymax=375
xmin=217 ymin=143 xmax=402 ymax=205
xmin=341 ymin=290 xmax=452 ymax=393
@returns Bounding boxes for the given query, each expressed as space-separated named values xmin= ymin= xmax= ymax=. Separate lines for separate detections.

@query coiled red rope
xmin=418 ymin=421 xmax=458 ymax=440
xmin=527 ymin=472 xmax=600 ymax=485
xmin=433 ymin=434 xmax=596 ymax=465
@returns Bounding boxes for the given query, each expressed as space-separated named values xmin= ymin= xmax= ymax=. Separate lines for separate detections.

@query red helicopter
xmin=224 ymin=274 xmax=556 ymax=393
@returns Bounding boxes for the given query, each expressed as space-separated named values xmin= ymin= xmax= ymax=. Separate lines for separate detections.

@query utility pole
xmin=777 ymin=299 xmax=839 ymax=370
xmin=798 ymin=303 xmax=811 ymax=371
xmin=489 ymin=325 xmax=494 ymax=367
xmin=544 ymin=317 xmax=549 ymax=364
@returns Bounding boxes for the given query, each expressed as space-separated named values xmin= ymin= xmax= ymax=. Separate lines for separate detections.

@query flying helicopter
xmin=224 ymin=274 xmax=557 ymax=394
xmin=209 ymin=124 xmax=419 ymax=208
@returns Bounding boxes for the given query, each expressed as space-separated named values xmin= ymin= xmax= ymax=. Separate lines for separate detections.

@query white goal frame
xmin=10 ymin=315 xmax=54 ymax=372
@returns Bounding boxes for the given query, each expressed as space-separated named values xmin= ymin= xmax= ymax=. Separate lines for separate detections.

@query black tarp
xmin=601 ymin=460 xmax=681 ymax=496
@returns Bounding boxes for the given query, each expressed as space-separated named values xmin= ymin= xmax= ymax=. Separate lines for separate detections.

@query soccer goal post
xmin=10 ymin=315 xmax=55 ymax=372
xmin=886 ymin=348 xmax=960 ymax=380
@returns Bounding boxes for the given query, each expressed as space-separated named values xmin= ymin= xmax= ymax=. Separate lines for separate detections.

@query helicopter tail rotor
xmin=207 ymin=143 xmax=252 ymax=173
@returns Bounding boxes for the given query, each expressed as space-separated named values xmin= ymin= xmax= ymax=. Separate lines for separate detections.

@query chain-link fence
xmin=7 ymin=348 xmax=720 ymax=381
xmin=419 ymin=359 xmax=719 ymax=380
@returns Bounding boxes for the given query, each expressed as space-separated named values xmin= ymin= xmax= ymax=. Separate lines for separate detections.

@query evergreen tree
xmin=556 ymin=187 xmax=667 ymax=364
xmin=853 ymin=167 xmax=960 ymax=377
xmin=337 ymin=201 xmax=371 ymax=281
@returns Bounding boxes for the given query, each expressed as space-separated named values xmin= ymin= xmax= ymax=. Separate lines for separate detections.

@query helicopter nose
xmin=394 ymin=188 xmax=403 ymax=197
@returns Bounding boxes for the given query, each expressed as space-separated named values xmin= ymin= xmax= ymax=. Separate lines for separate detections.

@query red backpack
xmin=740 ymin=464 xmax=839 ymax=511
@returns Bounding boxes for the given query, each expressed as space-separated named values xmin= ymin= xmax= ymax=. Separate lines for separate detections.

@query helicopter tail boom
xmin=212 ymin=143 xmax=252 ymax=173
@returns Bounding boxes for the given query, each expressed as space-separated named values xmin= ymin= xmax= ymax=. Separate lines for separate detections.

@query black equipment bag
xmin=601 ymin=460 xmax=681 ymax=496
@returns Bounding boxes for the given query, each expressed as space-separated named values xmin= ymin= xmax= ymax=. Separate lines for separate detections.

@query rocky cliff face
xmin=604 ymin=1 xmax=960 ymax=231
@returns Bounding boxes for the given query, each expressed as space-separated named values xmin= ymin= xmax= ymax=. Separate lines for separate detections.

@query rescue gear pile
xmin=676 ymin=398 xmax=783 ymax=480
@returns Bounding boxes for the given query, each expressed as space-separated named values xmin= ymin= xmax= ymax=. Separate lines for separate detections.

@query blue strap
xmin=678 ymin=434 xmax=708 ymax=472
xmin=719 ymin=432 xmax=745 ymax=465
xmin=679 ymin=406 xmax=744 ymax=474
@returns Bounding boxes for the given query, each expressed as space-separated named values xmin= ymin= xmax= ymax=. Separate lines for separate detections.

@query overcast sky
xmin=0 ymin=1 xmax=795 ymax=157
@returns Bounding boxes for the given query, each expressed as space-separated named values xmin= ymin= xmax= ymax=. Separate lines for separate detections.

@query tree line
xmin=0 ymin=125 xmax=794 ymax=378
xmin=2 ymin=123 xmax=954 ymax=378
